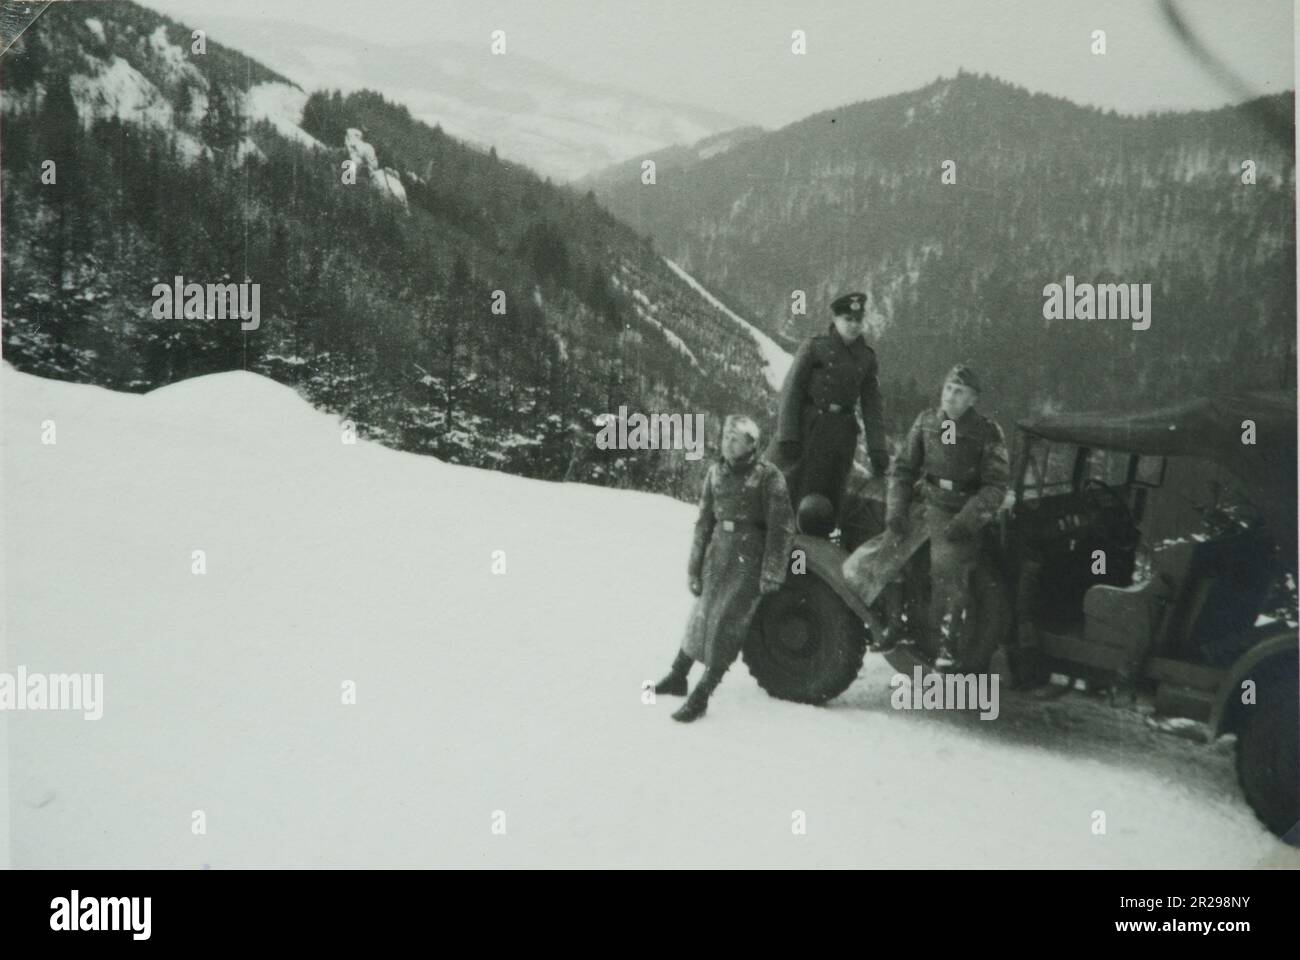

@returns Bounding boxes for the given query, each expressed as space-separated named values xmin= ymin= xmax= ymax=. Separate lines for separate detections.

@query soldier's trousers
xmin=925 ymin=503 xmax=979 ymax=654
xmin=789 ymin=409 xmax=859 ymax=516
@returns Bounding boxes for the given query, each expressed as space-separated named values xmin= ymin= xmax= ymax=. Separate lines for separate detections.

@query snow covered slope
xmin=664 ymin=258 xmax=792 ymax=391
xmin=3 ymin=365 xmax=1294 ymax=867
xmin=243 ymin=81 xmax=325 ymax=152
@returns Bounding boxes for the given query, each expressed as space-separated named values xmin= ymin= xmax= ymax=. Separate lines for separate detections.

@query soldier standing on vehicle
xmin=767 ymin=292 xmax=890 ymax=525
xmin=652 ymin=415 xmax=796 ymax=722
xmin=887 ymin=364 xmax=1009 ymax=669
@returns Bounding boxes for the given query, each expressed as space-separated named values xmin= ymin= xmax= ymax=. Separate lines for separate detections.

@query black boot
xmin=933 ymin=640 xmax=958 ymax=671
xmin=654 ymin=651 xmax=693 ymax=696
xmin=672 ymin=664 xmax=727 ymax=723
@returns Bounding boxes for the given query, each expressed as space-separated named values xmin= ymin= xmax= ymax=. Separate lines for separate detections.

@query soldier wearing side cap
xmin=767 ymin=292 xmax=889 ymax=526
xmin=887 ymin=364 xmax=1009 ymax=670
xmin=651 ymin=414 xmax=797 ymax=723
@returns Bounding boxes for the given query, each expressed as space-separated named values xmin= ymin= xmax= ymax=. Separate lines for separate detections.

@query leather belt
xmin=926 ymin=473 xmax=978 ymax=494
xmin=719 ymin=519 xmax=765 ymax=533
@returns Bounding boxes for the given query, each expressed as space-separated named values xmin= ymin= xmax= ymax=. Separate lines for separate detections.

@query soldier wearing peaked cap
xmin=887 ymin=363 xmax=1009 ymax=670
xmin=766 ymin=292 xmax=889 ymax=525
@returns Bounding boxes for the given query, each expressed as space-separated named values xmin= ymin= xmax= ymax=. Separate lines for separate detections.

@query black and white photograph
xmin=1 ymin=0 xmax=1298 ymax=890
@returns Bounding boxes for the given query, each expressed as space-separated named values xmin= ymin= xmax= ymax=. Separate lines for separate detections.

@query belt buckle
xmin=938 ymin=478 xmax=954 ymax=491
xmin=722 ymin=520 xmax=736 ymax=532
xmin=827 ymin=403 xmax=844 ymax=414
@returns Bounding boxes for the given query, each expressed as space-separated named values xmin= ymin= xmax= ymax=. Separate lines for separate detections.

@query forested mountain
xmin=588 ymin=71 xmax=1297 ymax=428
xmin=6 ymin=1 xmax=1294 ymax=492
xmin=1 ymin=1 xmax=776 ymax=499
xmin=576 ymin=125 xmax=767 ymax=192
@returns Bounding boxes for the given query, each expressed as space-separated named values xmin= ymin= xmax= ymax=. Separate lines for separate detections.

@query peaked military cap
xmin=944 ymin=363 xmax=981 ymax=393
xmin=830 ymin=292 xmax=868 ymax=317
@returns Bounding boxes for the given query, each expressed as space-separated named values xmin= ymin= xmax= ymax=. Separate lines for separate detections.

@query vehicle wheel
xmin=959 ymin=559 xmax=1012 ymax=673
xmin=744 ymin=573 xmax=866 ymax=704
xmin=1235 ymin=684 xmax=1300 ymax=843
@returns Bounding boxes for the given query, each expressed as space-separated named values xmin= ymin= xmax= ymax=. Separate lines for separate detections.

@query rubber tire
xmin=1235 ymin=684 xmax=1300 ymax=844
xmin=744 ymin=573 xmax=866 ymax=704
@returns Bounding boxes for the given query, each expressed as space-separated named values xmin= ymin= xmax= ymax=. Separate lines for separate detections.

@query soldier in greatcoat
xmin=886 ymin=364 xmax=1009 ymax=670
xmin=767 ymin=292 xmax=890 ymax=527
xmin=652 ymin=415 xmax=796 ymax=722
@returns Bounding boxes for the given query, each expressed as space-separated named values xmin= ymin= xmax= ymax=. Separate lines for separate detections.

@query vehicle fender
xmin=1209 ymin=626 xmax=1299 ymax=737
xmin=789 ymin=533 xmax=873 ymax=623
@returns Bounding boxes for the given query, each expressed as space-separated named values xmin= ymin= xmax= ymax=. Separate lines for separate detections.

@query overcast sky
xmin=141 ymin=0 xmax=1294 ymax=129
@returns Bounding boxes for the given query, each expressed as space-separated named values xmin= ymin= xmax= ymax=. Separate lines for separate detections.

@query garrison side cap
xmin=944 ymin=363 xmax=981 ymax=392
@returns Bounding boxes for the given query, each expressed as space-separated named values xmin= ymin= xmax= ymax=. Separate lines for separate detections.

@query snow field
xmin=3 ymin=366 xmax=1294 ymax=867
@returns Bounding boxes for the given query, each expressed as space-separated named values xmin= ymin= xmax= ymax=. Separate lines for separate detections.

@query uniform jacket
xmin=888 ymin=406 xmax=1010 ymax=534
xmin=774 ymin=326 xmax=888 ymax=465
xmin=682 ymin=453 xmax=796 ymax=666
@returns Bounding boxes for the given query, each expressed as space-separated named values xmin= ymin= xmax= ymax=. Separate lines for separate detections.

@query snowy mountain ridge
xmin=188 ymin=12 xmax=753 ymax=182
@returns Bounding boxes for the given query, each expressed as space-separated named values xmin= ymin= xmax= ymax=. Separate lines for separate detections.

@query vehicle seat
xmin=1083 ymin=540 xmax=1194 ymax=664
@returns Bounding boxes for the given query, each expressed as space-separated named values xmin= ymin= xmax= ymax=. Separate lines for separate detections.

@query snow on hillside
xmin=609 ymin=272 xmax=701 ymax=371
xmin=63 ymin=30 xmax=323 ymax=158
xmin=345 ymin=127 xmax=407 ymax=207
xmin=3 ymin=364 xmax=1295 ymax=868
xmin=60 ymin=50 xmax=284 ymax=169
xmin=344 ymin=126 xmax=379 ymax=168
xmin=147 ymin=24 xmax=207 ymax=89
xmin=664 ymin=258 xmax=792 ymax=391
xmin=70 ymin=55 xmax=174 ymax=130
xmin=244 ymin=81 xmax=325 ymax=152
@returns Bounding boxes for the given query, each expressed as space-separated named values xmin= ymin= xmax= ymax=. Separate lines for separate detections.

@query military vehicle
xmin=743 ymin=393 xmax=1298 ymax=842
